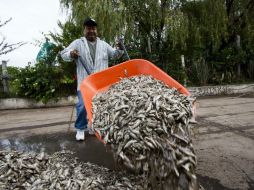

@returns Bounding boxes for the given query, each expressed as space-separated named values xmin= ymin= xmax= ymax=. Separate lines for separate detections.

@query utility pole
xmin=181 ymin=55 xmax=187 ymax=87
xmin=236 ymin=35 xmax=241 ymax=78
xmin=1 ymin=60 xmax=9 ymax=94
xmin=147 ymin=36 xmax=151 ymax=54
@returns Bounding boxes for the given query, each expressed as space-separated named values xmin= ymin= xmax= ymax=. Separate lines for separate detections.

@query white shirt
xmin=60 ymin=37 xmax=123 ymax=90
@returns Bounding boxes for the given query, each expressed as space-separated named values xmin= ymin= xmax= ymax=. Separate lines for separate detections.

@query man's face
xmin=84 ymin=26 xmax=97 ymax=42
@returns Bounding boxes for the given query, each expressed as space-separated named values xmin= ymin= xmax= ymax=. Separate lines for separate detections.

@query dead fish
xmin=92 ymin=75 xmax=198 ymax=190
xmin=0 ymin=150 xmax=150 ymax=190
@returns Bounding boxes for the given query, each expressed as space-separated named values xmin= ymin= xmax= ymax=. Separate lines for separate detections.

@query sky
xmin=0 ymin=0 xmax=67 ymax=68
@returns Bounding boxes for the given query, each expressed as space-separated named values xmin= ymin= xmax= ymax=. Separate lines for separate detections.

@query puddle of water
xmin=248 ymin=180 xmax=254 ymax=190
xmin=197 ymin=175 xmax=234 ymax=190
xmin=0 ymin=132 xmax=116 ymax=170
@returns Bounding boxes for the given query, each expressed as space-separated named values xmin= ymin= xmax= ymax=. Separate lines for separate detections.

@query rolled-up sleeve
xmin=60 ymin=40 xmax=79 ymax=62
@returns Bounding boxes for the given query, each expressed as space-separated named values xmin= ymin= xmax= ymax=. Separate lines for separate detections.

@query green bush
xmin=12 ymin=63 xmax=75 ymax=103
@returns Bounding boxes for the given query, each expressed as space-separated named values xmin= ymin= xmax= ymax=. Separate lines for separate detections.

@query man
xmin=61 ymin=17 xmax=123 ymax=141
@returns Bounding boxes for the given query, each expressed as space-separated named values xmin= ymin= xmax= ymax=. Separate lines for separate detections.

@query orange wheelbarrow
xmin=80 ymin=59 xmax=192 ymax=143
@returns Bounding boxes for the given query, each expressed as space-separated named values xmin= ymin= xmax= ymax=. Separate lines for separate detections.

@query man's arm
xmin=106 ymin=42 xmax=124 ymax=59
xmin=60 ymin=40 xmax=79 ymax=62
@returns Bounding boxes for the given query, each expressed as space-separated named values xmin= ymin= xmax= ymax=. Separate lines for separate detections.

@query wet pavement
xmin=0 ymin=132 xmax=234 ymax=190
xmin=0 ymin=132 xmax=116 ymax=170
xmin=0 ymin=95 xmax=254 ymax=190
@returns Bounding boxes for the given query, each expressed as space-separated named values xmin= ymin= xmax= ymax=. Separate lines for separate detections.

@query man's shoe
xmin=76 ymin=130 xmax=85 ymax=141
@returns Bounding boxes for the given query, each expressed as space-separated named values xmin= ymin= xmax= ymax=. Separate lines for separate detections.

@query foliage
xmin=55 ymin=0 xmax=253 ymax=86
xmin=11 ymin=63 xmax=75 ymax=103
xmin=59 ymin=0 xmax=124 ymax=42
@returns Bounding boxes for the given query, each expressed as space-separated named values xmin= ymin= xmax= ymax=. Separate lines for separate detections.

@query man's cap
xmin=83 ymin=17 xmax=97 ymax=27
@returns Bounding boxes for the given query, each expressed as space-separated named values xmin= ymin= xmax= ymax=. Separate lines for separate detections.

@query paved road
xmin=194 ymin=96 xmax=254 ymax=190
xmin=0 ymin=96 xmax=253 ymax=190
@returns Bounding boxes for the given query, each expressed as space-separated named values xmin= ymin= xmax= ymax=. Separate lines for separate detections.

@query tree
xmin=57 ymin=0 xmax=254 ymax=85
xmin=58 ymin=0 xmax=190 ymax=80
xmin=59 ymin=0 xmax=124 ymax=42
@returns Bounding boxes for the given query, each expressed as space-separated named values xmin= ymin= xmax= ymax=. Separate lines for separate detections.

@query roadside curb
xmin=0 ymin=84 xmax=253 ymax=110
xmin=0 ymin=96 xmax=77 ymax=110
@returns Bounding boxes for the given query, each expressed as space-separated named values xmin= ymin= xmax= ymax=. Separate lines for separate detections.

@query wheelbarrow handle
xmin=118 ymin=37 xmax=130 ymax=60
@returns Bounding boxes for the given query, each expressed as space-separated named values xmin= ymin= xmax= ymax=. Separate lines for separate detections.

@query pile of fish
xmin=0 ymin=150 xmax=147 ymax=190
xmin=92 ymin=75 xmax=197 ymax=189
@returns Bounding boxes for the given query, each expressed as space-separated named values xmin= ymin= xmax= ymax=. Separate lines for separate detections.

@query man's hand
xmin=115 ymin=39 xmax=124 ymax=50
xmin=70 ymin=49 xmax=79 ymax=59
